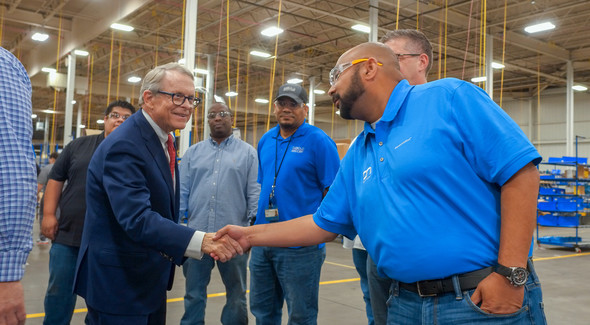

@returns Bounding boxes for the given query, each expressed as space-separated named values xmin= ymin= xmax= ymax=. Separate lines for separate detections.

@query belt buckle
xmin=416 ymin=281 xmax=437 ymax=297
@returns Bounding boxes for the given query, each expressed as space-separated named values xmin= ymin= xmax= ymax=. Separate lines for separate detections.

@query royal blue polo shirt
xmin=313 ymin=78 xmax=541 ymax=283
xmin=256 ymin=122 xmax=340 ymax=231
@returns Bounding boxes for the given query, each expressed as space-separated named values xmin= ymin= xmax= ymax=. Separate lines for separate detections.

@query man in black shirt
xmin=41 ymin=100 xmax=135 ymax=325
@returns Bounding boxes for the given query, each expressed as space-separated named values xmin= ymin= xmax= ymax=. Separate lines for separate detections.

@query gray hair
xmin=138 ymin=63 xmax=194 ymax=106
xmin=380 ymin=29 xmax=433 ymax=76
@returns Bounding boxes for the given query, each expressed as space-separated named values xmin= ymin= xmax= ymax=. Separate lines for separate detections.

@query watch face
xmin=510 ymin=268 xmax=529 ymax=286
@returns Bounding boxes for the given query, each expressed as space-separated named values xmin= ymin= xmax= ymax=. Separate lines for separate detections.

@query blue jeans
xmin=43 ymin=243 xmax=79 ymax=325
xmin=180 ymin=253 xmax=249 ymax=325
xmin=387 ymin=259 xmax=547 ymax=324
xmin=352 ymin=249 xmax=374 ymax=325
xmin=367 ymin=255 xmax=392 ymax=325
xmin=249 ymin=245 xmax=326 ymax=325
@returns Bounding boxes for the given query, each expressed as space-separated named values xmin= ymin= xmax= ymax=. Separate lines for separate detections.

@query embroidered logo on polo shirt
xmin=395 ymin=137 xmax=412 ymax=149
xmin=291 ymin=146 xmax=304 ymax=153
xmin=362 ymin=166 xmax=372 ymax=183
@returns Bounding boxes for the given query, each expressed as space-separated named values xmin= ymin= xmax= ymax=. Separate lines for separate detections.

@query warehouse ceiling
xmin=2 ymin=0 xmax=589 ymax=142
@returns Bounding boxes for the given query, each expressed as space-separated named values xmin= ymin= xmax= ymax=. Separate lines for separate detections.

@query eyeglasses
xmin=394 ymin=53 xmax=421 ymax=60
xmin=108 ymin=112 xmax=131 ymax=120
xmin=157 ymin=90 xmax=202 ymax=107
xmin=329 ymin=58 xmax=383 ymax=86
xmin=207 ymin=111 xmax=232 ymax=119
xmin=274 ymin=99 xmax=301 ymax=109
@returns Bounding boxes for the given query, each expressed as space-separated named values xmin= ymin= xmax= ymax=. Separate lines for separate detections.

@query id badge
xmin=265 ymin=208 xmax=279 ymax=222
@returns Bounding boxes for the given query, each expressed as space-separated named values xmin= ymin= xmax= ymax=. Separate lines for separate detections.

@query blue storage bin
xmin=558 ymin=216 xmax=580 ymax=227
xmin=561 ymin=156 xmax=588 ymax=164
xmin=538 ymin=201 xmax=557 ymax=211
xmin=537 ymin=214 xmax=558 ymax=226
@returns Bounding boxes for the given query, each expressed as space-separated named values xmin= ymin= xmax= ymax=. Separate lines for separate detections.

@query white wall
xmin=503 ymin=89 xmax=590 ymax=161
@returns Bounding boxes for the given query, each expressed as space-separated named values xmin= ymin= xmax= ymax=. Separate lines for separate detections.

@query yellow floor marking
xmin=27 ymin=252 xmax=588 ymax=318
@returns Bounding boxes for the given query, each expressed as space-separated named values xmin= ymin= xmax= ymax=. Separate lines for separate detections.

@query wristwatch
xmin=494 ymin=264 xmax=529 ymax=287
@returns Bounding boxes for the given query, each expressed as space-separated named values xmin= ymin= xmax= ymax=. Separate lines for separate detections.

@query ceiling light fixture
xmin=31 ymin=114 xmax=38 ymax=119
xmin=287 ymin=78 xmax=303 ymax=84
xmin=250 ymin=50 xmax=271 ymax=58
xmin=79 ymin=124 xmax=86 ymax=129
xmin=471 ymin=76 xmax=487 ymax=83
xmin=110 ymin=23 xmax=134 ymax=32
xmin=492 ymin=62 xmax=505 ymax=69
xmin=74 ymin=50 xmax=89 ymax=56
xmin=255 ymin=98 xmax=269 ymax=104
xmin=313 ymin=89 xmax=326 ymax=95
xmin=41 ymin=67 xmax=56 ymax=73
xmin=261 ymin=27 xmax=283 ymax=37
xmin=42 ymin=109 xmax=56 ymax=114
xmin=128 ymin=76 xmax=141 ymax=83
xmin=351 ymin=24 xmax=371 ymax=33
xmin=225 ymin=91 xmax=238 ymax=97
xmin=524 ymin=22 xmax=555 ymax=34
xmin=96 ymin=119 xmax=104 ymax=124
xmin=32 ymin=32 xmax=49 ymax=42
xmin=573 ymin=85 xmax=588 ymax=92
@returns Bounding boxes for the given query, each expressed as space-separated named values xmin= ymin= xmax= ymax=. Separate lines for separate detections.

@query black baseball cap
xmin=274 ymin=83 xmax=308 ymax=104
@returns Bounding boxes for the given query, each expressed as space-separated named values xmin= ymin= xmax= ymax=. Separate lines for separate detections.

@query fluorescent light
xmin=194 ymin=68 xmax=208 ymax=75
xmin=524 ymin=22 xmax=555 ymax=34
xmin=178 ymin=58 xmax=186 ymax=65
xmin=213 ymin=95 xmax=225 ymax=103
xmin=261 ymin=27 xmax=283 ymax=37
xmin=335 ymin=110 xmax=341 ymax=115
xmin=71 ymin=100 xmax=76 ymax=105
xmin=492 ymin=62 xmax=505 ymax=69
xmin=32 ymin=33 xmax=49 ymax=42
xmin=471 ymin=76 xmax=487 ymax=83
xmin=314 ymin=89 xmax=325 ymax=95
xmin=351 ymin=24 xmax=371 ymax=33
xmin=41 ymin=67 xmax=56 ymax=73
xmin=79 ymin=124 xmax=86 ymax=129
xmin=250 ymin=50 xmax=271 ymax=58
xmin=287 ymin=78 xmax=303 ymax=84
xmin=225 ymin=91 xmax=238 ymax=97
xmin=127 ymin=76 xmax=141 ymax=83
xmin=74 ymin=50 xmax=89 ymax=56
xmin=31 ymin=114 xmax=38 ymax=119
xmin=96 ymin=119 xmax=104 ymax=124
xmin=110 ymin=23 xmax=134 ymax=32
xmin=573 ymin=85 xmax=588 ymax=91
xmin=255 ymin=98 xmax=269 ymax=104
xmin=42 ymin=109 xmax=56 ymax=114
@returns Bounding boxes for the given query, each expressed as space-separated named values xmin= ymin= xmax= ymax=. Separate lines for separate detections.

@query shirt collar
xmin=208 ymin=134 xmax=234 ymax=147
xmin=142 ymin=109 xmax=171 ymax=144
xmin=272 ymin=120 xmax=310 ymax=140
xmin=361 ymin=80 xmax=414 ymax=143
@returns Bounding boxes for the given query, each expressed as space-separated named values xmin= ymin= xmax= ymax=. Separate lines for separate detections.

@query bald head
xmin=328 ymin=42 xmax=405 ymax=123
xmin=338 ymin=42 xmax=403 ymax=81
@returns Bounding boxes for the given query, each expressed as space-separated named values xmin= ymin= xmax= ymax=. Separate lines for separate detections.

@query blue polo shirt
xmin=256 ymin=122 xmax=340 ymax=229
xmin=313 ymin=78 xmax=541 ymax=283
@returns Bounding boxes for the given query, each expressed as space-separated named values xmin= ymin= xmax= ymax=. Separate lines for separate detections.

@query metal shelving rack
xmin=536 ymin=136 xmax=590 ymax=252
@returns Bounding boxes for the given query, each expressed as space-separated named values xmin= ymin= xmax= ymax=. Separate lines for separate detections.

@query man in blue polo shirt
xmin=250 ymin=83 xmax=340 ymax=324
xmin=214 ymin=42 xmax=546 ymax=325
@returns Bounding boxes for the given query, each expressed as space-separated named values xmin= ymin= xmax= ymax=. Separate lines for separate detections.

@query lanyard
xmin=273 ymin=128 xmax=297 ymax=189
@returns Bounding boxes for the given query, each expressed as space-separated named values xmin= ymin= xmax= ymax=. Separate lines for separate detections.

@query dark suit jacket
xmin=74 ymin=110 xmax=195 ymax=315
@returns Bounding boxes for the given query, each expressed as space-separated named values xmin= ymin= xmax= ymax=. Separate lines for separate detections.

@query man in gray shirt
xmin=179 ymin=103 xmax=260 ymax=324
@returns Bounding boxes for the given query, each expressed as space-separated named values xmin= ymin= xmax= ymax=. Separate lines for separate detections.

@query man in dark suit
xmin=74 ymin=63 xmax=242 ymax=324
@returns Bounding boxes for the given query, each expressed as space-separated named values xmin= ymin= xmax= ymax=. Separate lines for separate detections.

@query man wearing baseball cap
xmin=249 ymin=83 xmax=340 ymax=324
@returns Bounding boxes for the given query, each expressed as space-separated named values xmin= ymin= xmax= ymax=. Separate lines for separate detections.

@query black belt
xmin=399 ymin=266 xmax=494 ymax=297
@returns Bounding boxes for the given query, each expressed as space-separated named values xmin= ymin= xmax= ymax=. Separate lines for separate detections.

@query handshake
xmin=201 ymin=225 xmax=249 ymax=262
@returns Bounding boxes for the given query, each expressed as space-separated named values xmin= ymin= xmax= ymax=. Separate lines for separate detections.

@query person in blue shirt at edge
xmin=214 ymin=42 xmax=547 ymax=325
xmin=179 ymin=102 xmax=260 ymax=325
xmin=248 ymin=82 xmax=340 ymax=325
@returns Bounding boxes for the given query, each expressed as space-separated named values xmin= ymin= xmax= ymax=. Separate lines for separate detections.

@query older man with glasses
xmin=41 ymin=100 xmax=135 ymax=325
xmin=74 ymin=63 xmax=242 ymax=324
xmin=247 ymin=83 xmax=340 ymax=325
xmin=179 ymin=102 xmax=260 ymax=325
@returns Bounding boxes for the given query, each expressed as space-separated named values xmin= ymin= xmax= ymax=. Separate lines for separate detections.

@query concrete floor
xmin=22 ymin=224 xmax=590 ymax=324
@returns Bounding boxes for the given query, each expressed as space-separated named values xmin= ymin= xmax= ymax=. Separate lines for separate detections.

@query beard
xmin=334 ymin=69 xmax=365 ymax=120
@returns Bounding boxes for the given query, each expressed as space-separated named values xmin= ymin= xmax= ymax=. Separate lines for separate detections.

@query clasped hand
xmin=201 ymin=232 xmax=245 ymax=262
xmin=207 ymin=225 xmax=251 ymax=261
